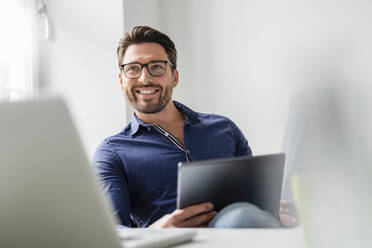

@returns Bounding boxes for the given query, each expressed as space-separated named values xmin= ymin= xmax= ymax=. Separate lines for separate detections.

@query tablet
xmin=177 ymin=153 xmax=285 ymax=217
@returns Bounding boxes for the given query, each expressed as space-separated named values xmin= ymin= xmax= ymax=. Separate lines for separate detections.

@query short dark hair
xmin=117 ymin=26 xmax=177 ymax=69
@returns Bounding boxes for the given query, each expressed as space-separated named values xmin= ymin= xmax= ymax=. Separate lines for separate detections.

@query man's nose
xmin=138 ymin=66 xmax=152 ymax=85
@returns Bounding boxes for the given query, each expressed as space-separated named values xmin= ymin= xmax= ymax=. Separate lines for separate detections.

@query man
xmin=93 ymin=26 xmax=297 ymax=228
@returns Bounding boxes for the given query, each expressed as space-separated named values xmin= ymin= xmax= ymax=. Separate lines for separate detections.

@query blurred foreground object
xmin=291 ymin=85 xmax=372 ymax=248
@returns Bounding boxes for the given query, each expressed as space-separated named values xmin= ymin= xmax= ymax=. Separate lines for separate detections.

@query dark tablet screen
xmin=177 ymin=153 xmax=285 ymax=218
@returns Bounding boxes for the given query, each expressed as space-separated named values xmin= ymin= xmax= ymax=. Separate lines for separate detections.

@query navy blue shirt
xmin=93 ymin=101 xmax=252 ymax=227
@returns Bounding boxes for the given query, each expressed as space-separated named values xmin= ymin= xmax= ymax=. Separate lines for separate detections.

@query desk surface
xmin=177 ymin=228 xmax=305 ymax=248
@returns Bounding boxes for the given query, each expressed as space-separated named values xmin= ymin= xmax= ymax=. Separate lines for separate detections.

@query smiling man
xmin=93 ymin=26 xmax=297 ymax=228
xmin=121 ymin=45 xmax=175 ymax=114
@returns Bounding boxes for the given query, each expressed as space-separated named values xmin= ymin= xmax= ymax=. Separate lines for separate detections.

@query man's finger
xmin=280 ymin=207 xmax=291 ymax=214
xmin=179 ymin=211 xmax=217 ymax=227
xmin=172 ymin=202 xmax=214 ymax=222
xmin=280 ymin=200 xmax=293 ymax=208
xmin=280 ymin=214 xmax=299 ymax=228
xmin=280 ymin=201 xmax=298 ymax=216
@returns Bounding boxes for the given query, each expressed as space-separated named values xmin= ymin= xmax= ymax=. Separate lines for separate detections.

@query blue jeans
xmin=208 ymin=202 xmax=281 ymax=228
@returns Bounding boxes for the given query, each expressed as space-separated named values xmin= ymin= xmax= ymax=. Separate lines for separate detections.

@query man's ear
xmin=119 ymin=72 xmax=124 ymax=88
xmin=172 ymin=69 xmax=179 ymax=88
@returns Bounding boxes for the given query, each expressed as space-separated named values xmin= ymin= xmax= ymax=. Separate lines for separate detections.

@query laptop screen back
xmin=0 ymin=97 xmax=122 ymax=248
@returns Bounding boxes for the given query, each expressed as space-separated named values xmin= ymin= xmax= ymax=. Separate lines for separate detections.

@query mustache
xmin=133 ymin=83 xmax=161 ymax=89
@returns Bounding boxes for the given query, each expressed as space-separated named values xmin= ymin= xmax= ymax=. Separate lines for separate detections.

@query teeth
xmin=139 ymin=90 xmax=156 ymax=94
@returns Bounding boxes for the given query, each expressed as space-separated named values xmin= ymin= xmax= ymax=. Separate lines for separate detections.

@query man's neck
xmin=135 ymin=101 xmax=184 ymax=127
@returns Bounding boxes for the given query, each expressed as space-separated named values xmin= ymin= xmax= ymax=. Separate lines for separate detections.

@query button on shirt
xmin=93 ymin=101 xmax=252 ymax=227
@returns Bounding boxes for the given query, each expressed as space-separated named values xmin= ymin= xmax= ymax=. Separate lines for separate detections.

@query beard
xmin=126 ymin=84 xmax=173 ymax=114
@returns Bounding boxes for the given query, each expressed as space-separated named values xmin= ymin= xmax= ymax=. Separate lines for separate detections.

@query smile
xmin=138 ymin=89 xmax=158 ymax=95
xmin=134 ymin=87 xmax=160 ymax=100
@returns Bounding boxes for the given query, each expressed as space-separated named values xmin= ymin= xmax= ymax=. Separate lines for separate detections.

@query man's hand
xmin=149 ymin=202 xmax=217 ymax=228
xmin=279 ymin=200 xmax=299 ymax=228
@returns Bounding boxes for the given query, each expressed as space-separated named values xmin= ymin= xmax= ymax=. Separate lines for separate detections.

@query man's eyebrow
xmin=122 ymin=61 xmax=140 ymax=65
xmin=123 ymin=60 xmax=168 ymax=65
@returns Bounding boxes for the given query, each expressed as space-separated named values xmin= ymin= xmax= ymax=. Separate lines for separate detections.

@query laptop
xmin=177 ymin=154 xmax=285 ymax=218
xmin=0 ymin=97 xmax=195 ymax=248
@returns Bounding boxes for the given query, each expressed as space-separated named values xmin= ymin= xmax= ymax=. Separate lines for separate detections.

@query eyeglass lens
xmin=123 ymin=61 xmax=167 ymax=78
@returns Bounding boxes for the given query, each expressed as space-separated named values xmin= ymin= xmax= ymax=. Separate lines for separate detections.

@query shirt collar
xmin=173 ymin=100 xmax=200 ymax=124
xmin=128 ymin=100 xmax=200 ymax=136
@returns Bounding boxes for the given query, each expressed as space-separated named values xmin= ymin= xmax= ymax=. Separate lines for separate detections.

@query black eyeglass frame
xmin=120 ymin=60 xmax=175 ymax=79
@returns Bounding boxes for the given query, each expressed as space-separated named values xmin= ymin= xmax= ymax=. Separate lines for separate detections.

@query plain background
xmin=35 ymin=0 xmax=372 ymax=157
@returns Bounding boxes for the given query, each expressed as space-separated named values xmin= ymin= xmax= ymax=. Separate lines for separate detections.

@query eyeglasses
xmin=121 ymin=60 xmax=174 ymax=79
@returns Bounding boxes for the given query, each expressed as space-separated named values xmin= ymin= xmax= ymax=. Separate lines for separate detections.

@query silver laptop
xmin=0 ymin=96 xmax=195 ymax=248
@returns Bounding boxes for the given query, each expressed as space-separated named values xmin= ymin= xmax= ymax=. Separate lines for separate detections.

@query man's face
xmin=119 ymin=42 xmax=178 ymax=114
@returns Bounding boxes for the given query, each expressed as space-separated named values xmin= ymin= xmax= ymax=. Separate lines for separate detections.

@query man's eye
xmin=150 ymin=64 xmax=164 ymax=70
xmin=127 ymin=65 xmax=139 ymax=72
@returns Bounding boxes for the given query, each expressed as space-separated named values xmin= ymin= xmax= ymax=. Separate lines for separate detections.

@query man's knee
xmin=208 ymin=202 xmax=281 ymax=228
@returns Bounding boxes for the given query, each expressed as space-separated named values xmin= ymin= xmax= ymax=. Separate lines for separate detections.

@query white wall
xmin=36 ymin=0 xmax=126 ymax=157
xmin=124 ymin=0 xmax=372 ymax=155
xmin=35 ymin=0 xmax=372 ymax=157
